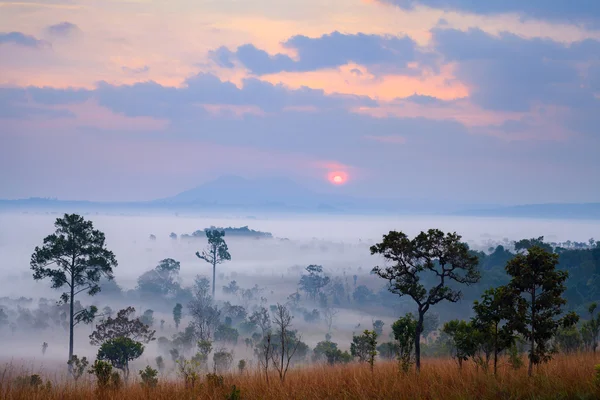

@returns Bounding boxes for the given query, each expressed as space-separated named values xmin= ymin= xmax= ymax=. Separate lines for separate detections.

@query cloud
xmin=431 ymin=27 xmax=600 ymax=112
xmin=376 ymin=0 xmax=600 ymax=26
xmin=46 ymin=22 xmax=80 ymax=36
xmin=122 ymin=65 xmax=150 ymax=75
xmin=93 ymin=72 xmax=377 ymax=117
xmin=0 ymin=32 xmax=47 ymax=48
xmin=211 ymin=31 xmax=419 ymax=75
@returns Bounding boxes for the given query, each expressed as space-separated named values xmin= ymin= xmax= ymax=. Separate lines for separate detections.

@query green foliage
xmin=472 ymin=286 xmax=516 ymax=374
xmin=173 ymin=303 xmax=183 ymax=330
xmin=506 ymin=245 xmax=579 ymax=376
xmin=581 ymin=303 xmax=600 ymax=353
xmin=67 ymin=355 xmax=89 ymax=381
xmin=97 ymin=336 xmax=144 ymax=380
xmin=555 ymin=325 xmax=582 ymax=353
xmin=313 ymin=340 xmax=351 ymax=365
xmin=139 ymin=365 xmax=158 ymax=388
xmin=351 ymin=330 xmax=377 ymax=372
xmin=392 ymin=313 xmax=417 ymax=373
xmin=226 ymin=385 xmax=242 ymax=400
xmin=176 ymin=358 xmax=202 ymax=388
xmin=442 ymin=320 xmax=479 ymax=369
xmin=371 ymin=229 xmax=481 ymax=371
xmin=196 ymin=229 xmax=231 ymax=298
xmin=137 ymin=259 xmax=181 ymax=299
xmin=30 ymin=213 xmax=117 ymax=362
xmin=13 ymin=374 xmax=47 ymax=391
xmin=88 ymin=360 xmax=114 ymax=388
xmin=508 ymin=342 xmax=524 ymax=370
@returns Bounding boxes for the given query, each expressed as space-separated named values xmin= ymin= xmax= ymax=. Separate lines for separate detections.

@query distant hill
xmin=456 ymin=203 xmax=600 ymax=219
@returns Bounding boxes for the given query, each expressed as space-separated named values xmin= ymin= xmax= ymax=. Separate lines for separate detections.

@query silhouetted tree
xmin=506 ymin=245 xmax=578 ymax=376
xmin=30 ymin=213 xmax=117 ymax=370
xmin=298 ymin=265 xmax=330 ymax=301
xmin=371 ymin=229 xmax=480 ymax=372
xmin=90 ymin=306 xmax=156 ymax=345
xmin=195 ymin=230 xmax=231 ymax=299
xmin=173 ymin=303 xmax=182 ymax=330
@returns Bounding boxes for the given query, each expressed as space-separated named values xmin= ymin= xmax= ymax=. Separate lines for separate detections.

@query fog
xmin=0 ymin=211 xmax=598 ymax=378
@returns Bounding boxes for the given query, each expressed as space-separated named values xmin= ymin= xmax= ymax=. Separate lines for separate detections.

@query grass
xmin=2 ymin=353 xmax=600 ymax=399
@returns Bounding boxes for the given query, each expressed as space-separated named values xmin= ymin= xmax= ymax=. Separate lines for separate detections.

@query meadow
xmin=2 ymin=353 xmax=600 ymax=400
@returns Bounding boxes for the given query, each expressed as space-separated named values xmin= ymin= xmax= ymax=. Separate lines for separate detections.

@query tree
xmin=392 ymin=313 xmax=417 ymax=373
xmin=271 ymin=304 xmax=300 ymax=383
xmin=90 ymin=306 xmax=156 ymax=345
xmin=137 ymin=259 xmax=181 ymax=299
xmin=298 ymin=265 xmax=330 ymax=301
xmin=581 ymin=303 xmax=600 ymax=353
xmin=505 ymin=245 xmax=579 ymax=376
xmin=472 ymin=286 xmax=516 ymax=375
xmin=442 ymin=320 xmax=479 ymax=369
xmin=371 ymin=229 xmax=480 ymax=372
xmin=173 ymin=303 xmax=182 ymax=330
xmin=195 ymin=230 xmax=231 ymax=299
xmin=372 ymin=320 xmax=385 ymax=336
xmin=188 ymin=277 xmax=221 ymax=341
xmin=97 ymin=336 xmax=144 ymax=381
xmin=351 ymin=330 xmax=378 ymax=372
xmin=30 ymin=213 xmax=117 ymax=369
xmin=67 ymin=355 xmax=89 ymax=381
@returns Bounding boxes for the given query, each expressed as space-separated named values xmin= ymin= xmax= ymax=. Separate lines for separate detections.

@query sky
xmin=0 ymin=0 xmax=599 ymax=204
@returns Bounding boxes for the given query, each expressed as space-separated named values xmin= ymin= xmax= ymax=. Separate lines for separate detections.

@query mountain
xmin=456 ymin=203 xmax=600 ymax=219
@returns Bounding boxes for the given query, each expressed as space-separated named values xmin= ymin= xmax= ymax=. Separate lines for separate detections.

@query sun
xmin=327 ymin=171 xmax=348 ymax=185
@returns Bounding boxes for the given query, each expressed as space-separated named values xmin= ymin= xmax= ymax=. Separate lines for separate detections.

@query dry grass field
xmin=2 ymin=353 xmax=600 ymax=400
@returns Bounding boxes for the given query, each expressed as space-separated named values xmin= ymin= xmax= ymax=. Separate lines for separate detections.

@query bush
xmin=206 ymin=372 xmax=224 ymax=388
xmin=139 ymin=365 xmax=158 ymax=388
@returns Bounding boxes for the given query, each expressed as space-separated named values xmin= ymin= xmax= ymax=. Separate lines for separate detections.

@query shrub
xmin=139 ymin=365 xmax=158 ymax=388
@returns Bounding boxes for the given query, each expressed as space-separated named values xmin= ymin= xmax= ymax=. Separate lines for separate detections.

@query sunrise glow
xmin=328 ymin=171 xmax=348 ymax=185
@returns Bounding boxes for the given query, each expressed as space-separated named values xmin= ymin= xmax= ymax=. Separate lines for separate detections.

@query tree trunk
xmin=415 ymin=311 xmax=424 ymax=373
xmin=68 ymin=277 xmax=75 ymax=374
xmin=212 ymin=259 xmax=216 ymax=299
xmin=528 ymin=288 xmax=536 ymax=377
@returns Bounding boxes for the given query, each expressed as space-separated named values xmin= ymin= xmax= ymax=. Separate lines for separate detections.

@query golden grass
xmin=2 ymin=353 xmax=600 ymax=400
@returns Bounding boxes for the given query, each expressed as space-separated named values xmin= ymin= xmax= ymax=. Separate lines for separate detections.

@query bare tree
xmin=271 ymin=304 xmax=300 ymax=383
xmin=258 ymin=332 xmax=272 ymax=385
xmin=323 ymin=307 xmax=339 ymax=333
xmin=250 ymin=307 xmax=271 ymax=337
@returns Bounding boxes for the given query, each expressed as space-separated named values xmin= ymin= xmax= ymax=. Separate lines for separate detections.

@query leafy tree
xmin=140 ymin=310 xmax=154 ymax=327
xmin=188 ymin=277 xmax=221 ymax=341
xmin=97 ymin=336 xmax=144 ymax=381
xmin=555 ymin=325 xmax=582 ymax=353
xmin=298 ymin=265 xmax=330 ymax=301
xmin=371 ymin=229 xmax=480 ymax=372
xmin=223 ymin=280 xmax=240 ymax=295
xmin=90 ymin=306 xmax=156 ymax=345
xmin=313 ymin=340 xmax=352 ymax=365
xmin=137 ymin=259 xmax=181 ymax=299
xmin=506 ymin=245 xmax=579 ymax=376
xmin=442 ymin=320 xmax=478 ymax=369
xmin=88 ymin=360 xmax=114 ymax=389
xmin=169 ymin=232 xmax=178 ymax=240
xmin=514 ymin=236 xmax=553 ymax=253
xmin=372 ymin=320 xmax=385 ymax=336
xmin=30 ymin=213 xmax=117 ymax=368
xmin=472 ymin=286 xmax=516 ymax=375
xmin=195 ymin=230 xmax=231 ymax=299
xmin=173 ymin=303 xmax=182 ymax=330
xmin=213 ymin=348 xmax=234 ymax=373
xmin=354 ymin=330 xmax=377 ymax=372
xmin=392 ymin=313 xmax=417 ymax=373
xmin=214 ymin=324 xmax=239 ymax=344
xmin=352 ymin=285 xmax=373 ymax=303
xmin=155 ymin=356 xmax=165 ymax=374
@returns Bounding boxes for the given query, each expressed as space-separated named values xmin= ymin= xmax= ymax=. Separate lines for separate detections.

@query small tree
xmin=271 ymin=304 xmax=300 ymax=383
xmin=173 ymin=303 xmax=183 ymax=330
xmin=581 ymin=303 xmax=600 ymax=353
xmin=30 ymin=213 xmax=117 ymax=368
xmin=67 ymin=355 xmax=89 ymax=381
xmin=298 ymin=265 xmax=330 ymax=301
xmin=88 ymin=360 xmax=113 ymax=388
xmin=195 ymin=230 xmax=231 ymax=299
xmin=371 ymin=229 xmax=480 ymax=372
xmin=351 ymin=330 xmax=378 ymax=372
xmin=42 ymin=342 xmax=48 ymax=356
xmin=506 ymin=245 xmax=579 ymax=376
xmin=139 ymin=366 xmax=158 ymax=388
xmin=372 ymin=320 xmax=385 ymax=337
xmin=213 ymin=348 xmax=234 ymax=373
xmin=442 ymin=320 xmax=478 ymax=369
xmin=155 ymin=356 xmax=165 ymax=374
xmin=472 ymin=286 xmax=516 ymax=375
xmin=392 ymin=313 xmax=416 ymax=373
xmin=97 ymin=336 xmax=144 ymax=381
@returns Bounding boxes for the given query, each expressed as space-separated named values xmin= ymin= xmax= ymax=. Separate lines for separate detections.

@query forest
xmin=1 ymin=213 xmax=600 ymax=399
